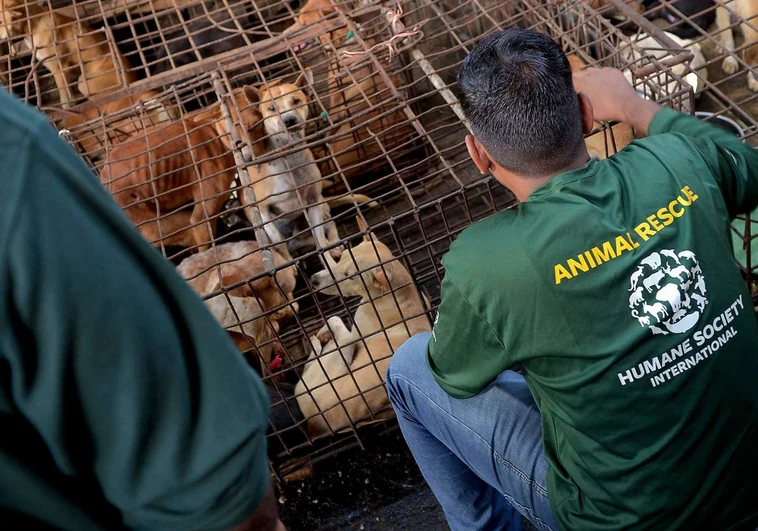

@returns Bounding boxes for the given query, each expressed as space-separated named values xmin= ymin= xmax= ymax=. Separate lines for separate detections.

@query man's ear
xmin=577 ymin=92 xmax=595 ymax=135
xmin=465 ymin=134 xmax=492 ymax=175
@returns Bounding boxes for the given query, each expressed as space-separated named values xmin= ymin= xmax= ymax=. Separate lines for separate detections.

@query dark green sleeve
xmin=648 ymin=108 xmax=758 ymax=218
xmin=427 ymin=273 xmax=511 ymax=399
xmin=4 ymin=121 xmax=269 ymax=530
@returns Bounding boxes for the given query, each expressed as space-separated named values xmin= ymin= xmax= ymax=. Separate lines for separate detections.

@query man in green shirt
xmin=386 ymin=28 xmax=758 ymax=530
xmin=0 ymin=90 xmax=283 ymax=529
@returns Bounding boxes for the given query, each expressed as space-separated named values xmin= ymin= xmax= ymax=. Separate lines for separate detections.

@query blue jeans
xmin=386 ymin=333 xmax=558 ymax=531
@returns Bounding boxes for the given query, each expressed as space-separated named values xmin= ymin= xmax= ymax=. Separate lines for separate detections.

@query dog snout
xmin=283 ymin=115 xmax=299 ymax=128
xmin=311 ymin=271 xmax=330 ymax=290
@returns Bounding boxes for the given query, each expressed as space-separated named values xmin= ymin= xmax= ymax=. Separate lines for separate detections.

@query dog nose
xmin=283 ymin=115 xmax=298 ymax=128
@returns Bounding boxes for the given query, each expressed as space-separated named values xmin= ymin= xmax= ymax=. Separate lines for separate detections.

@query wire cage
xmin=2 ymin=0 xmax=695 ymax=475
xmin=586 ymin=0 xmax=758 ymax=294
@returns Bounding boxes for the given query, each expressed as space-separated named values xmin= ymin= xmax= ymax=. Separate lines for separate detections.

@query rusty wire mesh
xmin=585 ymin=0 xmax=758 ymax=293
xmin=2 ymin=0 xmax=696 ymax=475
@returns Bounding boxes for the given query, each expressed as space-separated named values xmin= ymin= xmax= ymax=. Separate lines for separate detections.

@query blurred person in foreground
xmin=387 ymin=28 xmax=758 ymax=531
xmin=0 ymin=89 xmax=284 ymax=530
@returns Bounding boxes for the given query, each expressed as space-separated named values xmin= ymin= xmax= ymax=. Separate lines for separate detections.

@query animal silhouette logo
xmin=628 ymin=249 xmax=707 ymax=335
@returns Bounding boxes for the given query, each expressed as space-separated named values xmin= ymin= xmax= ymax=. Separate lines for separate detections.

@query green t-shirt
xmin=0 ymin=90 xmax=270 ymax=529
xmin=429 ymin=108 xmax=758 ymax=530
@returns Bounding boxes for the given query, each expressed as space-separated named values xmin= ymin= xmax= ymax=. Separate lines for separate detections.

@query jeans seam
xmin=503 ymin=493 xmax=556 ymax=531
xmin=388 ymin=373 xmax=550 ymax=501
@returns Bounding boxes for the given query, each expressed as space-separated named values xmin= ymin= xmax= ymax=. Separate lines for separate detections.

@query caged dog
xmin=0 ymin=0 xmax=173 ymax=155
xmin=717 ymin=0 xmax=758 ymax=92
xmin=242 ymin=68 xmax=375 ymax=263
xmin=296 ymin=218 xmax=431 ymax=436
xmin=100 ymin=86 xmax=263 ymax=252
xmin=177 ymin=240 xmax=298 ymax=368
xmin=290 ymin=0 xmax=413 ymax=181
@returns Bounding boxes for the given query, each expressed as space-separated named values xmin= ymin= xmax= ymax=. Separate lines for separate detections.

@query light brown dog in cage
xmin=717 ymin=0 xmax=758 ymax=92
xmin=296 ymin=219 xmax=431 ymax=436
xmin=568 ymin=54 xmax=634 ymax=158
xmin=0 ymin=0 xmax=171 ymax=155
xmin=100 ymin=86 xmax=262 ymax=251
xmin=177 ymin=240 xmax=298 ymax=368
xmin=292 ymin=0 xmax=412 ymax=181
xmin=243 ymin=68 xmax=349 ymax=262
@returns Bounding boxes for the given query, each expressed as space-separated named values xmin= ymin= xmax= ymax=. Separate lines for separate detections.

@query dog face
xmin=310 ymin=225 xmax=399 ymax=298
xmin=246 ymin=69 xmax=313 ymax=136
xmin=0 ymin=0 xmax=30 ymax=40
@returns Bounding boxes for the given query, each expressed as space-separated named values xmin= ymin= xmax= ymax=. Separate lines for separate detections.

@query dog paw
xmin=722 ymin=56 xmax=740 ymax=75
xmin=317 ymin=316 xmax=344 ymax=344
xmin=748 ymin=73 xmax=758 ymax=93
xmin=329 ymin=245 xmax=344 ymax=260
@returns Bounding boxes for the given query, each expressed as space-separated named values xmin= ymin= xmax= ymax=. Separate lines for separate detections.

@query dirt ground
xmin=277 ymin=430 xmax=449 ymax=531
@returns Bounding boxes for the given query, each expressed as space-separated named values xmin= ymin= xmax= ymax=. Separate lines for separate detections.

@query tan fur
xmin=717 ymin=0 xmax=758 ymax=92
xmin=297 ymin=219 xmax=431 ymax=436
xmin=0 ymin=0 xmax=172 ymax=155
xmin=293 ymin=0 xmax=412 ymax=180
xmin=568 ymin=54 xmax=634 ymax=158
xmin=177 ymin=241 xmax=298 ymax=366
xmin=99 ymin=87 xmax=263 ymax=251
xmin=242 ymin=69 xmax=346 ymax=262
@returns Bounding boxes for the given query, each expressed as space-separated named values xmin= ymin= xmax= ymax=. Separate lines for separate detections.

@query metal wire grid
xmin=1 ymin=0 xmax=693 ymax=475
xmin=585 ymin=0 xmax=758 ymax=290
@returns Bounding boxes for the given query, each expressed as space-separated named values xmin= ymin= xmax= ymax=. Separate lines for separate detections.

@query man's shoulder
xmin=442 ymin=209 xmax=524 ymax=282
xmin=0 ymin=90 xmax=49 ymax=136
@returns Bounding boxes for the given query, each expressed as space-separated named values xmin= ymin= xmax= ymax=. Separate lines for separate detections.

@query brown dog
xmin=568 ymin=54 xmax=634 ymax=158
xmin=297 ymin=219 xmax=431 ymax=436
xmin=291 ymin=0 xmax=412 ymax=180
xmin=718 ymin=0 xmax=758 ymax=92
xmin=100 ymin=87 xmax=262 ymax=251
xmin=0 ymin=0 xmax=172 ymax=156
xmin=177 ymin=240 xmax=298 ymax=366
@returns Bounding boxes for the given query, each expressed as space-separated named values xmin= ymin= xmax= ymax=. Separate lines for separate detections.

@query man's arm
xmin=427 ymin=260 xmax=512 ymax=399
xmin=4 ymin=117 xmax=281 ymax=530
xmin=574 ymin=67 xmax=758 ymax=218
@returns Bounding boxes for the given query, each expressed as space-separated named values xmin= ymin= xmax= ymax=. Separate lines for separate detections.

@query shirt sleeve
xmin=427 ymin=273 xmax=512 ymax=399
xmin=3 ymin=121 xmax=270 ymax=530
xmin=648 ymin=107 xmax=758 ymax=219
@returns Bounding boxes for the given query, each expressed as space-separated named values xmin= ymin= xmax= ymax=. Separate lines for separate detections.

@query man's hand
xmin=573 ymin=67 xmax=661 ymax=136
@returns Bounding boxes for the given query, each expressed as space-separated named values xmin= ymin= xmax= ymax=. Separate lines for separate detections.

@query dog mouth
xmin=291 ymin=39 xmax=314 ymax=54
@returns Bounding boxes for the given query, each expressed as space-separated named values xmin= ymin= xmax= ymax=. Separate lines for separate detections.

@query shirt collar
xmin=525 ymin=158 xmax=600 ymax=201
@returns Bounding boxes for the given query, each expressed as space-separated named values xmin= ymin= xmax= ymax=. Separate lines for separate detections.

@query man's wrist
xmin=622 ymin=98 xmax=662 ymax=137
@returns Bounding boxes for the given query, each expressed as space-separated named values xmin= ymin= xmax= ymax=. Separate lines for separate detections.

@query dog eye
xmin=268 ymin=105 xmax=276 ymax=112
xmin=292 ymin=98 xmax=301 ymax=105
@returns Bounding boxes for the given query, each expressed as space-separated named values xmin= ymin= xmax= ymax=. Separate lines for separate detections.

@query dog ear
xmin=244 ymin=85 xmax=262 ymax=104
xmin=295 ymin=67 xmax=314 ymax=90
xmin=356 ymin=216 xmax=371 ymax=242
xmin=371 ymin=264 xmax=393 ymax=292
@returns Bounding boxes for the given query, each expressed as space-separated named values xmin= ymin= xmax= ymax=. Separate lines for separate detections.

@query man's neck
xmin=500 ymin=149 xmax=592 ymax=202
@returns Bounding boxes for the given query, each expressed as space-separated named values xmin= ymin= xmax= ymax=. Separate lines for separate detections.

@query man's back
xmin=0 ymin=90 xmax=271 ymax=529
xmin=429 ymin=109 xmax=758 ymax=529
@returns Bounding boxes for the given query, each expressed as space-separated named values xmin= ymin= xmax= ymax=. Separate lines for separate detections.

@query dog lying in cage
xmin=291 ymin=0 xmax=413 ymax=181
xmin=99 ymin=85 xmax=262 ymax=251
xmin=176 ymin=240 xmax=298 ymax=369
xmin=0 ymin=0 xmax=173 ymax=156
xmin=295 ymin=218 xmax=431 ymax=436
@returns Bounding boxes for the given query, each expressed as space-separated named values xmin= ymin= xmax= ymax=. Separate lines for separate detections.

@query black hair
xmin=457 ymin=28 xmax=584 ymax=177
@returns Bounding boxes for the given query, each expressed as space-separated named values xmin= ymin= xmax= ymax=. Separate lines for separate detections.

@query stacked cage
xmin=0 ymin=0 xmax=695 ymax=475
